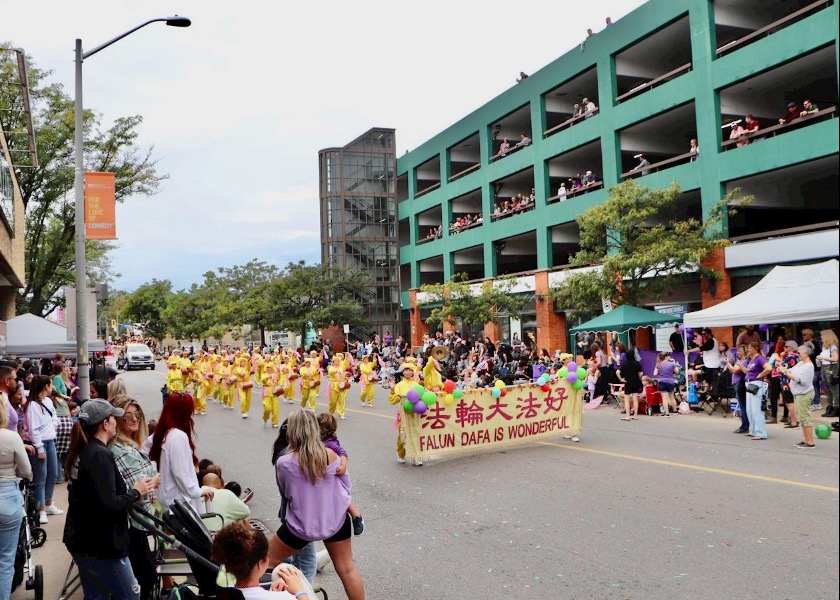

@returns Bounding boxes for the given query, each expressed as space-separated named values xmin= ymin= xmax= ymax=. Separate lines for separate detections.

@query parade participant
xmin=327 ymin=353 xmax=352 ymax=420
xmin=261 ymin=361 xmax=281 ymax=428
xmin=179 ymin=350 xmax=195 ymax=396
xmin=234 ymin=357 xmax=254 ymax=419
xmin=298 ymin=356 xmax=321 ymax=411
xmin=210 ymin=354 xmax=223 ymax=403
xmin=166 ymin=360 xmax=185 ymax=394
xmin=358 ymin=355 xmax=376 ymax=407
xmin=194 ymin=354 xmax=212 ymax=416
xmin=388 ymin=358 xmax=422 ymax=465
xmin=220 ymin=358 xmax=235 ymax=410
xmin=253 ymin=349 xmax=266 ymax=386
xmin=280 ymin=356 xmax=297 ymax=405
xmin=422 ymin=352 xmax=443 ymax=392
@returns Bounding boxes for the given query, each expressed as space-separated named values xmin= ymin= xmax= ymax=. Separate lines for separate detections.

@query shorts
xmin=658 ymin=381 xmax=675 ymax=393
xmin=624 ymin=383 xmax=643 ymax=395
xmin=277 ymin=514 xmax=351 ymax=550
xmin=794 ymin=391 xmax=815 ymax=427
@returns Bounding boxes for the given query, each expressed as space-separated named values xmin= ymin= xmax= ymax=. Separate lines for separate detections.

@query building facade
xmin=396 ymin=0 xmax=839 ymax=350
xmin=319 ymin=128 xmax=400 ymax=341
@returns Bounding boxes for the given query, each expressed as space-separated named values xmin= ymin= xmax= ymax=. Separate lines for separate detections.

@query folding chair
xmin=701 ymin=368 xmax=735 ymax=416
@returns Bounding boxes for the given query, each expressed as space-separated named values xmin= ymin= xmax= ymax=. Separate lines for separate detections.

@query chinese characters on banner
xmin=400 ymin=382 xmax=583 ymax=462
xmin=84 ymin=172 xmax=116 ymax=240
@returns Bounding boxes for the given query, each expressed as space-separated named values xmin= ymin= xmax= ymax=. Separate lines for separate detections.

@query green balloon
xmin=577 ymin=367 xmax=586 ymax=379
xmin=572 ymin=380 xmax=585 ymax=390
xmin=402 ymin=399 xmax=415 ymax=412
xmin=815 ymin=423 xmax=832 ymax=439
xmin=414 ymin=384 xmax=425 ymax=396
xmin=452 ymin=389 xmax=464 ymax=399
xmin=559 ymin=366 xmax=569 ymax=378
xmin=421 ymin=391 xmax=437 ymax=406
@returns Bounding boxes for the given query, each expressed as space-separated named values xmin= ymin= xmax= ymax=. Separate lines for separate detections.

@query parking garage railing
xmin=720 ymin=106 xmax=836 ymax=151
xmin=543 ymin=108 xmax=600 ymax=138
xmin=616 ymin=63 xmax=692 ymax=104
xmin=546 ymin=180 xmax=604 ymax=203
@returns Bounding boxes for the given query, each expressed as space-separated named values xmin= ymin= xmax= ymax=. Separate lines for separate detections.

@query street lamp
xmin=74 ymin=16 xmax=190 ymax=402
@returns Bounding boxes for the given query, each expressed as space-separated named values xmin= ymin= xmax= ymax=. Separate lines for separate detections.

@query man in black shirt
xmin=669 ymin=324 xmax=684 ymax=353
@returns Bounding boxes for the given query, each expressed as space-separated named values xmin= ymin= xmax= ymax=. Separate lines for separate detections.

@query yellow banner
xmin=401 ymin=382 xmax=583 ymax=461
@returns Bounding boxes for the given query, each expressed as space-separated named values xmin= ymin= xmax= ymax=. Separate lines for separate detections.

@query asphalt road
xmin=37 ymin=368 xmax=840 ymax=600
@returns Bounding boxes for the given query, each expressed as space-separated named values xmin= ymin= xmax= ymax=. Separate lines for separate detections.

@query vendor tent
xmin=570 ymin=304 xmax=680 ymax=334
xmin=683 ymin=259 xmax=839 ymax=328
xmin=1 ymin=313 xmax=105 ymax=358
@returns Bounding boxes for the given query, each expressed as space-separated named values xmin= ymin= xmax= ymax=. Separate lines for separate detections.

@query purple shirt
xmin=731 ymin=359 xmax=746 ymax=387
xmin=275 ymin=453 xmax=351 ymax=541
xmin=5 ymin=400 xmax=18 ymax=432
xmin=322 ymin=436 xmax=347 ymax=459
xmin=745 ymin=355 xmax=768 ymax=382
xmin=655 ymin=359 xmax=677 ymax=385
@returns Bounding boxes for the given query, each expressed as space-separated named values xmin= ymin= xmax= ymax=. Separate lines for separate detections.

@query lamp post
xmin=74 ymin=16 xmax=190 ymax=402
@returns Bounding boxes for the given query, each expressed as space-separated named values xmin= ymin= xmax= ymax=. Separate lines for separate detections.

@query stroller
xmin=12 ymin=480 xmax=45 ymax=600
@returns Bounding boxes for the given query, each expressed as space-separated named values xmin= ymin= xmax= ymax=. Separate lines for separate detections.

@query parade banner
xmin=401 ymin=382 xmax=584 ymax=462
xmin=84 ymin=171 xmax=116 ymax=240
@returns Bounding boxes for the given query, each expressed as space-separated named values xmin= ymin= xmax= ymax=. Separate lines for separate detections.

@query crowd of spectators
xmin=555 ymin=170 xmax=601 ymax=200
xmin=449 ymin=213 xmax=482 ymax=233
xmin=493 ymin=191 xmax=535 ymax=220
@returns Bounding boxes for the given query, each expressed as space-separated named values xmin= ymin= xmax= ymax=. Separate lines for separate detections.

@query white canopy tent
xmin=684 ymin=259 xmax=839 ymax=328
xmin=1 ymin=313 xmax=105 ymax=358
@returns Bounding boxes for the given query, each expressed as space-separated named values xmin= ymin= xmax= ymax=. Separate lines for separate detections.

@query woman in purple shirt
xmin=744 ymin=342 xmax=772 ymax=440
xmin=725 ymin=345 xmax=750 ymax=434
xmin=268 ymin=410 xmax=365 ymax=600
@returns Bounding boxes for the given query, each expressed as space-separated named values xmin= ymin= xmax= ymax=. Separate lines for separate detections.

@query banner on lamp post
xmin=84 ymin=172 xmax=116 ymax=240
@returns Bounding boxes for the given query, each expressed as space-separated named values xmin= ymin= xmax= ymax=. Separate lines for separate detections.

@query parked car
xmin=125 ymin=343 xmax=155 ymax=370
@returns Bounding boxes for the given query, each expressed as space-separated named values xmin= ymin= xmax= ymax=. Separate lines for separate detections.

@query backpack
xmin=687 ymin=383 xmax=700 ymax=405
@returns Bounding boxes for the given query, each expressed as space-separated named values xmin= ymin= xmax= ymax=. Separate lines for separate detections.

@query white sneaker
xmin=44 ymin=505 xmax=64 ymax=516
xmin=200 ymin=411 xmax=206 ymax=415
xmin=316 ymin=549 xmax=332 ymax=572
xmin=242 ymin=413 xmax=249 ymax=419
xmin=570 ymin=436 xmax=580 ymax=443
xmin=415 ymin=459 xmax=423 ymax=466
xmin=397 ymin=457 xmax=405 ymax=464
xmin=39 ymin=511 xmax=48 ymax=524
xmin=339 ymin=415 xmax=346 ymax=420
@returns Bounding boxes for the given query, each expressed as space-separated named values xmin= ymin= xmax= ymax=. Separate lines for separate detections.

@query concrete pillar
xmin=701 ymin=247 xmax=734 ymax=346
xmin=535 ymin=271 xmax=568 ymax=353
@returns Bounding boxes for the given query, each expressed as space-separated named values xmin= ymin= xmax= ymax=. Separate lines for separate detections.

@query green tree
xmin=214 ymin=260 xmax=280 ymax=347
xmin=420 ymin=274 xmax=529 ymax=330
xmin=122 ymin=279 xmax=173 ymax=340
xmin=549 ymin=180 xmax=750 ymax=313
xmin=1 ymin=45 xmax=165 ymax=316
xmin=265 ymin=262 xmax=372 ymax=343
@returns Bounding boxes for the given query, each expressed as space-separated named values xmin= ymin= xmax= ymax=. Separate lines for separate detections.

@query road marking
xmin=537 ymin=441 xmax=840 ymax=492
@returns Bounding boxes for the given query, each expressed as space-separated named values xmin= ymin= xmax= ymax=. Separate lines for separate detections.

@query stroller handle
xmin=129 ymin=503 xmax=220 ymax=574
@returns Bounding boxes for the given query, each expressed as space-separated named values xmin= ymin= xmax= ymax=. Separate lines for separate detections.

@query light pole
xmin=74 ymin=16 xmax=190 ymax=402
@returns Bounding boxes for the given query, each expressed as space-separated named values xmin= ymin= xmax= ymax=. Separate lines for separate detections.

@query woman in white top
xmin=145 ymin=392 xmax=213 ymax=512
xmin=21 ymin=375 xmax=62 ymax=523
xmin=0 ymin=403 xmax=33 ymax=600
xmin=818 ymin=330 xmax=839 ymax=417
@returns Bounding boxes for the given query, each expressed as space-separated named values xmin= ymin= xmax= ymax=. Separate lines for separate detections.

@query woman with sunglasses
xmin=110 ymin=398 xmax=160 ymax=600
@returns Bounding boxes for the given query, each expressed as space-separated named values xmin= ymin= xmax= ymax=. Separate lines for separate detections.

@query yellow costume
xmin=327 ymin=353 xmax=351 ymax=419
xmin=220 ymin=361 xmax=235 ymax=409
xmin=298 ymin=358 xmax=320 ymax=410
xmin=194 ymin=356 xmax=214 ymax=414
xmin=233 ymin=358 xmax=253 ymax=417
xmin=423 ymin=356 xmax=443 ymax=392
xmin=388 ymin=358 xmax=420 ymax=463
xmin=211 ymin=356 xmax=223 ymax=402
xmin=166 ymin=363 xmax=185 ymax=393
xmin=359 ymin=357 xmax=375 ymax=406
xmin=283 ymin=353 xmax=298 ymax=403
xmin=260 ymin=362 xmax=281 ymax=427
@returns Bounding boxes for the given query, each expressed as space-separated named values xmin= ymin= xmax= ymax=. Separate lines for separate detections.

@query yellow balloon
xmin=443 ymin=393 xmax=455 ymax=407
xmin=494 ymin=380 xmax=505 ymax=389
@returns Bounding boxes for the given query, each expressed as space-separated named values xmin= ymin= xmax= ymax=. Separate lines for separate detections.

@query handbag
xmin=745 ymin=382 xmax=760 ymax=394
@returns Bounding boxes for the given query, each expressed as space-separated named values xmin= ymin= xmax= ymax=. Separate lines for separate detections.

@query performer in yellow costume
xmin=327 ymin=353 xmax=352 ymax=419
xmin=423 ymin=354 xmax=444 ymax=392
xmin=388 ymin=358 xmax=422 ymax=465
xmin=282 ymin=352 xmax=298 ymax=404
xmin=358 ymin=355 xmax=376 ymax=407
xmin=260 ymin=361 xmax=281 ymax=428
xmin=220 ymin=358 xmax=235 ymax=409
xmin=252 ymin=350 xmax=265 ymax=386
xmin=166 ymin=360 xmax=185 ymax=393
xmin=234 ymin=356 xmax=253 ymax=418
xmin=298 ymin=356 xmax=321 ymax=411
xmin=210 ymin=355 xmax=223 ymax=403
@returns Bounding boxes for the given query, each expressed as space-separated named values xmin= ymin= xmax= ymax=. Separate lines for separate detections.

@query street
xmin=25 ymin=368 xmax=840 ymax=600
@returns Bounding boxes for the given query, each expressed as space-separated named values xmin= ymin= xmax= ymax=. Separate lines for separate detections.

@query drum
xmin=340 ymin=381 xmax=351 ymax=390
xmin=242 ymin=382 xmax=254 ymax=390
xmin=273 ymin=387 xmax=284 ymax=396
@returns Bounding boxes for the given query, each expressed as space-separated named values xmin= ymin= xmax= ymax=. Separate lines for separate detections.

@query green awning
xmin=569 ymin=304 xmax=681 ymax=334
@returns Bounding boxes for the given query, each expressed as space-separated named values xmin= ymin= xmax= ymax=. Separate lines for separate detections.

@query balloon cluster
xmin=403 ymin=379 xmax=462 ymax=414
xmin=758 ymin=323 xmax=771 ymax=332
xmin=491 ymin=379 xmax=508 ymax=398
xmin=536 ymin=365 xmax=587 ymax=391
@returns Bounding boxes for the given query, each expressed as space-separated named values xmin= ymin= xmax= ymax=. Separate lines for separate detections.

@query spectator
xmin=581 ymin=170 xmax=597 ymax=186
xmin=799 ymin=99 xmax=818 ymax=117
xmin=316 ymin=413 xmax=364 ymax=535
xmin=618 ymin=353 xmax=643 ymax=421
xmin=728 ymin=120 xmax=749 ymax=147
xmin=572 ymin=103 xmax=583 ymax=118
xmin=801 ymin=328 xmax=822 ymax=410
xmin=725 ymin=345 xmax=750 ymax=434
xmin=583 ymin=97 xmax=597 ymax=118
xmin=605 ymin=16 xmax=612 ymax=26
xmin=744 ymin=342 xmax=772 ymax=440
xmin=744 ymin=114 xmax=760 ymax=136
xmin=580 ymin=28 xmax=594 ymax=51
xmin=23 ymin=375 xmax=62 ymax=523
xmin=90 ymin=379 xmax=109 ymax=400
xmin=0 ymin=397 xmax=32 ymax=600
xmin=495 ymin=138 xmax=510 ymax=158
xmin=689 ymin=138 xmax=699 ymax=161
xmin=513 ymin=132 xmax=532 ymax=149
xmin=669 ymin=324 xmax=684 ymax=353
xmin=779 ymin=101 xmax=799 ymax=124
xmin=653 ymin=352 xmax=678 ymax=416
xmin=557 ymin=182 xmax=567 ymax=201
xmin=817 ymin=329 xmax=838 ymax=417
xmin=201 ymin=473 xmax=250 ymax=532
xmin=779 ymin=346 xmax=816 ymax=448
xmin=516 ymin=72 xmax=529 ymax=83
xmin=736 ymin=325 xmax=761 ymax=347
xmin=108 ymin=378 xmax=128 ymax=403
xmin=631 ymin=153 xmax=650 ymax=176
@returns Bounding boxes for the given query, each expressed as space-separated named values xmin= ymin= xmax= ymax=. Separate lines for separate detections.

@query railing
xmin=620 ymin=151 xmax=695 ymax=179
xmin=543 ymin=108 xmax=599 ymax=137
xmin=448 ymin=163 xmax=481 ymax=182
xmin=449 ymin=219 xmax=483 ymax=235
xmin=729 ymin=220 xmax=839 ymax=244
xmin=546 ymin=181 xmax=604 ymax=203
xmin=489 ymin=141 xmax=530 ymax=163
xmin=417 ymin=233 xmax=440 ymax=245
xmin=715 ymin=0 xmax=832 ymax=57
xmin=414 ymin=181 xmax=441 ymax=198
xmin=720 ymin=106 xmax=836 ymax=150
xmin=615 ymin=62 xmax=692 ymax=103
xmin=490 ymin=203 xmax=535 ymax=222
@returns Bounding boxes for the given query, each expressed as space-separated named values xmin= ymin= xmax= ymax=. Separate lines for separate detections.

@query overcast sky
xmin=6 ymin=0 xmax=644 ymax=293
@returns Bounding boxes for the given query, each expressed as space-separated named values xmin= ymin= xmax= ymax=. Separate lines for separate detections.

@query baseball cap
xmin=78 ymin=399 xmax=124 ymax=426
xmin=787 ymin=102 xmax=795 ymax=108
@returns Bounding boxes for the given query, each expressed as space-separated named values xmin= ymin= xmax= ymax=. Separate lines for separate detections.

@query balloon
xmin=758 ymin=324 xmax=770 ymax=332
xmin=402 ymin=399 xmax=415 ymax=412
xmin=500 ymin=388 xmax=507 ymax=397
xmin=491 ymin=388 xmax=501 ymax=398
xmin=815 ymin=423 xmax=832 ymax=439
xmin=566 ymin=371 xmax=579 ymax=384
xmin=686 ymin=328 xmax=694 ymax=336
xmin=540 ymin=383 xmax=550 ymax=392
xmin=443 ymin=393 xmax=455 ymax=407
xmin=495 ymin=380 xmax=505 ymax=389
xmin=452 ymin=389 xmax=464 ymax=400
xmin=572 ymin=380 xmax=585 ymax=390
xmin=414 ymin=400 xmax=428 ymax=415
xmin=577 ymin=367 xmax=586 ymax=379
xmin=414 ymin=384 xmax=425 ymax=396
xmin=537 ymin=375 xmax=548 ymax=386
xmin=677 ymin=324 xmax=684 ymax=333
xmin=421 ymin=391 xmax=437 ymax=406
xmin=443 ymin=379 xmax=456 ymax=393
xmin=406 ymin=389 xmax=420 ymax=404
xmin=559 ymin=366 xmax=569 ymax=378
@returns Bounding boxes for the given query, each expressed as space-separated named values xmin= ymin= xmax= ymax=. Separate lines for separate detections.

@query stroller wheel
xmin=34 ymin=565 xmax=44 ymax=600
xmin=31 ymin=527 xmax=47 ymax=549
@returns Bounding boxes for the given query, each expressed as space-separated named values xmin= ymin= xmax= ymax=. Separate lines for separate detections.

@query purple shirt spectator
xmin=656 ymin=359 xmax=677 ymax=385
xmin=731 ymin=359 xmax=746 ymax=387
xmin=745 ymin=355 xmax=767 ymax=382
xmin=275 ymin=453 xmax=351 ymax=541
xmin=322 ymin=436 xmax=347 ymax=459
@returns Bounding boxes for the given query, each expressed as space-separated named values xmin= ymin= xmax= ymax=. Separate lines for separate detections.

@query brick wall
xmin=535 ymin=271 xmax=568 ymax=353
xmin=701 ymin=247 xmax=734 ymax=345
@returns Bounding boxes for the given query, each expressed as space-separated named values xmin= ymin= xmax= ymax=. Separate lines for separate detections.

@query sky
xmin=5 ymin=0 xmax=645 ymax=293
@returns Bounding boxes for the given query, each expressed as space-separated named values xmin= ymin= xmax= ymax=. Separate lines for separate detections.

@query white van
xmin=125 ymin=343 xmax=155 ymax=370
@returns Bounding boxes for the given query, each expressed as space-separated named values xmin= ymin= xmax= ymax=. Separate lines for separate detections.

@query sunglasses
xmin=122 ymin=410 xmax=143 ymax=422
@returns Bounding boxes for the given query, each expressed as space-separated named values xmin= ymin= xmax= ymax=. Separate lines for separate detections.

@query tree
xmin=1 ymin=45 xmax=165 ymax=316
xmin=265 ymin=262 xmax=372 ymax=343
xmin=122 ymin=279 xmax=173 ymax=340
xmin=213 ymin=260 xmax=280 ymax=347
xmin=549 ymin=180 xmax=750 ymax=314
xmin=420 ymin=273 xmax=529 ymax=331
